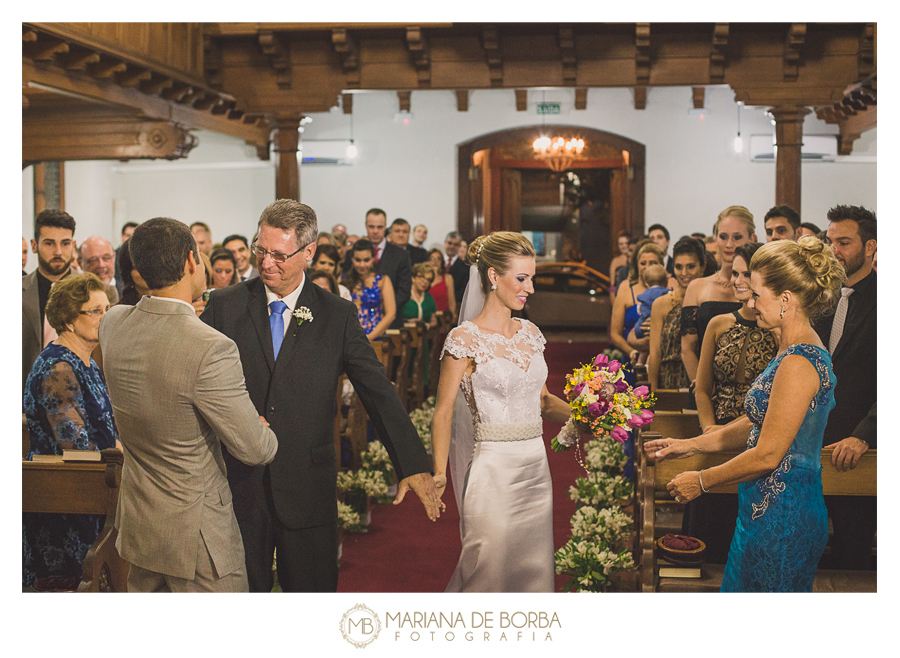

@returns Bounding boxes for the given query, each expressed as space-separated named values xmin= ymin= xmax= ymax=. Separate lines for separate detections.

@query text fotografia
xmin=386 ymin=611 xmax=560 ymax=642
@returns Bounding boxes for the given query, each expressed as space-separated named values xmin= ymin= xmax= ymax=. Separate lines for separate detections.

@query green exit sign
xmin=537 ymin=103 xmax=561 ymax=115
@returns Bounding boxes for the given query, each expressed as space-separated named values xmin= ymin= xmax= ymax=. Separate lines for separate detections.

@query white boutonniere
xmin=292 ymin=306 xmax=313 ymax=328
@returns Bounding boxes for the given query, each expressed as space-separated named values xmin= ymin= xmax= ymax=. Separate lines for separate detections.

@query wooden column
xmin=272 ymin=117 xmax=300 ymax=201
xmin=769 ymin=106 xmax=810 ymax=212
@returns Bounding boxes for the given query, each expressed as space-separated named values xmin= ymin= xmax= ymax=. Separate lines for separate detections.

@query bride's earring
xmin=780 ymin=304 xmax=786 ymax=319
xmin=491 ymin=283 xmax=497 ymax=291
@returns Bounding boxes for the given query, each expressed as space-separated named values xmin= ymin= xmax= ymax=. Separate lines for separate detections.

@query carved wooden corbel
xmin=204 ymin=35 xmax=224 ymax=89
xmin=116 ymin=67 xmax=152 ymax=88
xmin=456 ymin=90 xmax=469 ymax=112
xmin=858 ymin=23 xmax=875 ymax=79
xmin=24 ymin=36 xmax=69 ymax=62
xmin=784 ymin=23 xmax=806 ymax=82
xmin=709 ymin=23 xmax=729 ymax=84
xmin=635 ymin=23 xmax=651 ymax=86
xmin=332 ymin=28 xmax=360 ymax=88
xmin=406 ymin=26 xmax=431 ymax=87
xmin=87 ymin=57 xmax=127 ymax=79
xmin=559 ymin=25 xmax=577 ymax=86
xmin=575 ymin=88 xmax=587 ymax=110
xmin=342 ymin=92 xmax=353 ymax=115
xmin=398 ymin=91 xmax=411 ymax=113
xmin=482 ymin=27 xmax=503 ymax=88
xmin=258 ymin=31 xmax=292 ymax=90
xmin=692 ymin=87 xmax=705 ymax=109
xmin=515 ymin=89 xmax=527 ymax=112
xmin=634 ymin=86 xmax=647 ymax=110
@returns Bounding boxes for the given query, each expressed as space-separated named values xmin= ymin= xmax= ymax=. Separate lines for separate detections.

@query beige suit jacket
xmin=99 ymin=296 xmax=277 ymax=580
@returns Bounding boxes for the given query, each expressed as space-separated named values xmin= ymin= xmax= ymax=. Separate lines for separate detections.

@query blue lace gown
xmin=352 ymin=274 xmax=384 ymax=335
xmin=720 ymin=344 xmax=834 ymax=592
xmin=22 ymin=344 xmax=119 ymax=587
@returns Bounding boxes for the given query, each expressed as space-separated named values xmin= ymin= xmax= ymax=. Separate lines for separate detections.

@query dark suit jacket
xmin=402 ymin=244 xmax=429 ymax=267
xmin=200 ymin=276 xmax=432 ymax=529
xmin=22 ymin=271 xmax=42 ymax=390
xmin=813 ymin=270 xmax=877 ymax=447
xmin=448 ymin=257 xmax=469 ymax=312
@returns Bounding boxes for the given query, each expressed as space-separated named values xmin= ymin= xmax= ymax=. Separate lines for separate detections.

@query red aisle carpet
xmin=337 ymin=339 xmax=607 ymax=593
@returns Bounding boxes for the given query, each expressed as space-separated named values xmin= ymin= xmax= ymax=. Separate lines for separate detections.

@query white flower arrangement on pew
xmin=408 ymin=396 xmax=436 ymax=454
xmin=337 ymin=500 xmax=364 ymax=534
xmin=360 ymin=440 xmax=395 ymax=500
xmin=568 ymin=471 xmax=633 ymax=509
xmin=336 ymin=468 xmax=389 ymax=526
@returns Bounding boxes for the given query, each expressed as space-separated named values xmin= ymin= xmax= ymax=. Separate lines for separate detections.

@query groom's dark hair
xmin=258 ymin=199 xmax=318 ymax=249
xmin=130 ymin=217 xmax=199 ymax=290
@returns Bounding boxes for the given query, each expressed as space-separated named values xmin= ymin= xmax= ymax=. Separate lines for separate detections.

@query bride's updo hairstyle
xmin=466 ymin=232 xmax=536 ymax=294
xmin=749 ymin=236 xmax=844 ymax=319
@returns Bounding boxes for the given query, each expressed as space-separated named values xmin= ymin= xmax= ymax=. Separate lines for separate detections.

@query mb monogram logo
xmin=340 ymin=604 xmax=382 ymax=648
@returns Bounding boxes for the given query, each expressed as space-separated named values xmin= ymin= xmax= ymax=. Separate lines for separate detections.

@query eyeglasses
xmin=84 ymin=255 xmax=114 ymax=267
xmin=251 ymin=242 xmax=306 ymax=264
xmin=79 ymin=306 xmax=110 ymax=318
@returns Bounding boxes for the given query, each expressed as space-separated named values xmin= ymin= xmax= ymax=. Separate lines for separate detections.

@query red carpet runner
xmin=337 ymin=340 xmax=607 ymax=593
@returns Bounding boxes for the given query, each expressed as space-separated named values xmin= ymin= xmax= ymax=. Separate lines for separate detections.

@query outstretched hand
xmin=394 ymin=472 xmax=446 ymax=521
xmin=642 ymin=437 xmax=695 ymax=461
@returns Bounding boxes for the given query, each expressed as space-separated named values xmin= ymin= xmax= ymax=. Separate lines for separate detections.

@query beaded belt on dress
xmin=474 ymin=420 xmax=543 ymax=442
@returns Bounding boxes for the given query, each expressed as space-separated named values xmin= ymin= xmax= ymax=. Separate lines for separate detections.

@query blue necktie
xmin=269 ymin=300 xmax=287 ymax=360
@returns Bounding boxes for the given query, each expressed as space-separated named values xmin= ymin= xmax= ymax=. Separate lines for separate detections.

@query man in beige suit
xmin=100 ymin=217 xmax=277 ymax=592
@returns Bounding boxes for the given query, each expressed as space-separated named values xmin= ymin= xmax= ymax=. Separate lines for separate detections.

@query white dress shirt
xmin=265 ymin=274 xmax=306 ymax=338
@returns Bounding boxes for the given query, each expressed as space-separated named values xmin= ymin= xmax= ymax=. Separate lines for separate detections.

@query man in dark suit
xmin=444 ymin=231 xmax=468 ymax=314
xmin=813 ymin=204 xmax=877 ymax=570
xmin=114 ymin=222 xmax=138 ymax=299
xmin=345 ymin=208 xmax=412 ymax=329
xmin=647 ymin=223 xmax=673 ymax=276
xmin=201 ymin=200 xmax=442 ymax=592
xmin=390 ymin=218 xmax=429 ymax=266
xmin=23 ymin=209 xmax=77 ymax=389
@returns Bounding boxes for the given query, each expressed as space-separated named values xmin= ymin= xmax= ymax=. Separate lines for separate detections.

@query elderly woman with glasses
xmin=23 ymin=273 xmax=120 ymax=588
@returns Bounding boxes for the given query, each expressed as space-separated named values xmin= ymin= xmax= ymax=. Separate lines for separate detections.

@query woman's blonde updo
xmin=466 ymin=231 xmax=536 ymax=294
xmin=749 ymin=235 xmax=844 ymax=319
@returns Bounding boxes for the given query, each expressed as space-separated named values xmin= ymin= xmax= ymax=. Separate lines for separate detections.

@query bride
xmin=431 ymin=231 xmax=575 ymax=592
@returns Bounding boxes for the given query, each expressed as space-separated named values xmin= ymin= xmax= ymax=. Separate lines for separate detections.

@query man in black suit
xmin=390 ymin=218 xmax=429 ymax=266
xmin=444 ymin=231 xmax=468 ymax=314
xmin=813 ymin=204 xmax=877 ymax=570
xmin=202 ymin=200 xmax=442 ymax=592
xmin=345 ymin=208 xmax=412 ymax=329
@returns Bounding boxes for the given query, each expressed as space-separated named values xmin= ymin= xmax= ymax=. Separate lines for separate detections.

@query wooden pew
xmin=636 ymin=429 xmax=877 ymax=592
xmin=652 ymin=388 xmax=691 ymax=412
xmin=644 ymin=410 xmax=700 ymax=441
xmin=22 ymin=414 xmax=29 ymax=459
xmin=22 ymin=448 xmax=128 ymax=592
xmin=405 ymin=321 xmax=426 ymax=412
xmin=426 ymin=311 xmax=452 ymax=399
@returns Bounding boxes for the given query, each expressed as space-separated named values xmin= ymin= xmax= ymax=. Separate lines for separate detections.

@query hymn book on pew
xmin=62 ymin=450 xmax=102 ymax=462
xmin=658 ymin=559 xmax=702 ymax=579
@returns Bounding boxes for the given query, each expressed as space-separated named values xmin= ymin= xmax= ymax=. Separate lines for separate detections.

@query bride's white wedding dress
xmin=441 ymin=318 xmax=554 ymax=592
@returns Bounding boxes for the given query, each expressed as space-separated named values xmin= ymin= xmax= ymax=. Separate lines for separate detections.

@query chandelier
xmin=532 ymin=136 xmax=585 ymax=172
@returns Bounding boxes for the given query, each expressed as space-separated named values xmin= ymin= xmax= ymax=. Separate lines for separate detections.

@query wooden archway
xmin=456 ymin=125 xmax=645 ymax=244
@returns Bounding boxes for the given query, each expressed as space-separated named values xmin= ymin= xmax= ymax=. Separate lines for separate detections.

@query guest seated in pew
xmin=648 ymin=236 xmax=706 ymax=391
xmin=427 ymin=248 xmax=458 ymax=324
xmin=645 ymin=237 xmax=844 ymax=591
xmin=343 ymin=238 xmax=396 ymax=342
xmin=23 ymin=273 xmax=119 ymax=588
xmin=610 ymin=238 xmax=664 ymax=374
xmin=309 ymin=269 xmax=340 ymax=296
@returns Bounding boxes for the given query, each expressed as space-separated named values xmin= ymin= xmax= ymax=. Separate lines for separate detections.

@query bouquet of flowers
xmin=552 ymin=353 xmax=655 ymax=452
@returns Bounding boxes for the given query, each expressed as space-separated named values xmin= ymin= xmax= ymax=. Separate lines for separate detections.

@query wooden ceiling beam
xmin=23 ymin=59 xmax=270 ymax=147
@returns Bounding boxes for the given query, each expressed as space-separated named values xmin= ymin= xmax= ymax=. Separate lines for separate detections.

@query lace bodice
xmin=441 ymin=319 xmax=548 ymax=427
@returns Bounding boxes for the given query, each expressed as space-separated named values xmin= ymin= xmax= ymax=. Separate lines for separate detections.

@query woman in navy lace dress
xmin=646 ymin=237 xmax=844 ymax=591
xmin=23 ymin=273 xmax=119 ymax=587
xmin=342 ymin=238 xmax=396 ymax=341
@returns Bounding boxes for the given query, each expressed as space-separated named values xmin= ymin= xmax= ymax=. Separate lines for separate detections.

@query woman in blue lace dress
xmin=342 ymin=238 xmax=396 ymax=341
xmin=23 ymin=273 xmax=119 ymax=587
xmin=645 ymin=237 xmax=844 ymax=591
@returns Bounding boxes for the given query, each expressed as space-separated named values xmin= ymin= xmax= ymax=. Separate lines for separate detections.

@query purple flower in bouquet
xmin=639 ymin=409 xmax=654 ymax=424
xmin=615 ymin=379 xmax=629 ymax=393
xmin=607 ymin=360 xmax=621 ymax=374
xmin=573 ymin=382 xmax=585 ymax=397
xmin=626 ymin=414 xmax=645 ymax=428
xmin=610 ymin=425 xmax=630 ymax=443
xmin=633 ymin=385 xmax=650 ymax=399
xmin=593 ymin=354 xmax=609 ymax=368
xmin=587 ymin=402 xmax=603 ymax=416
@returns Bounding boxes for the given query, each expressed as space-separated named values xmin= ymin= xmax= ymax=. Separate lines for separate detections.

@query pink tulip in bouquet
xmin=551 ymin=353 xmax=655 ymax=452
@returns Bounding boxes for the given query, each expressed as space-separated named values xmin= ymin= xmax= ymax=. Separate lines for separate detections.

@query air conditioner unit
xmin=298 ymin=140 xmax=355 ymax=165
xmin=749 ymin=134 xmax=837 ymax=162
